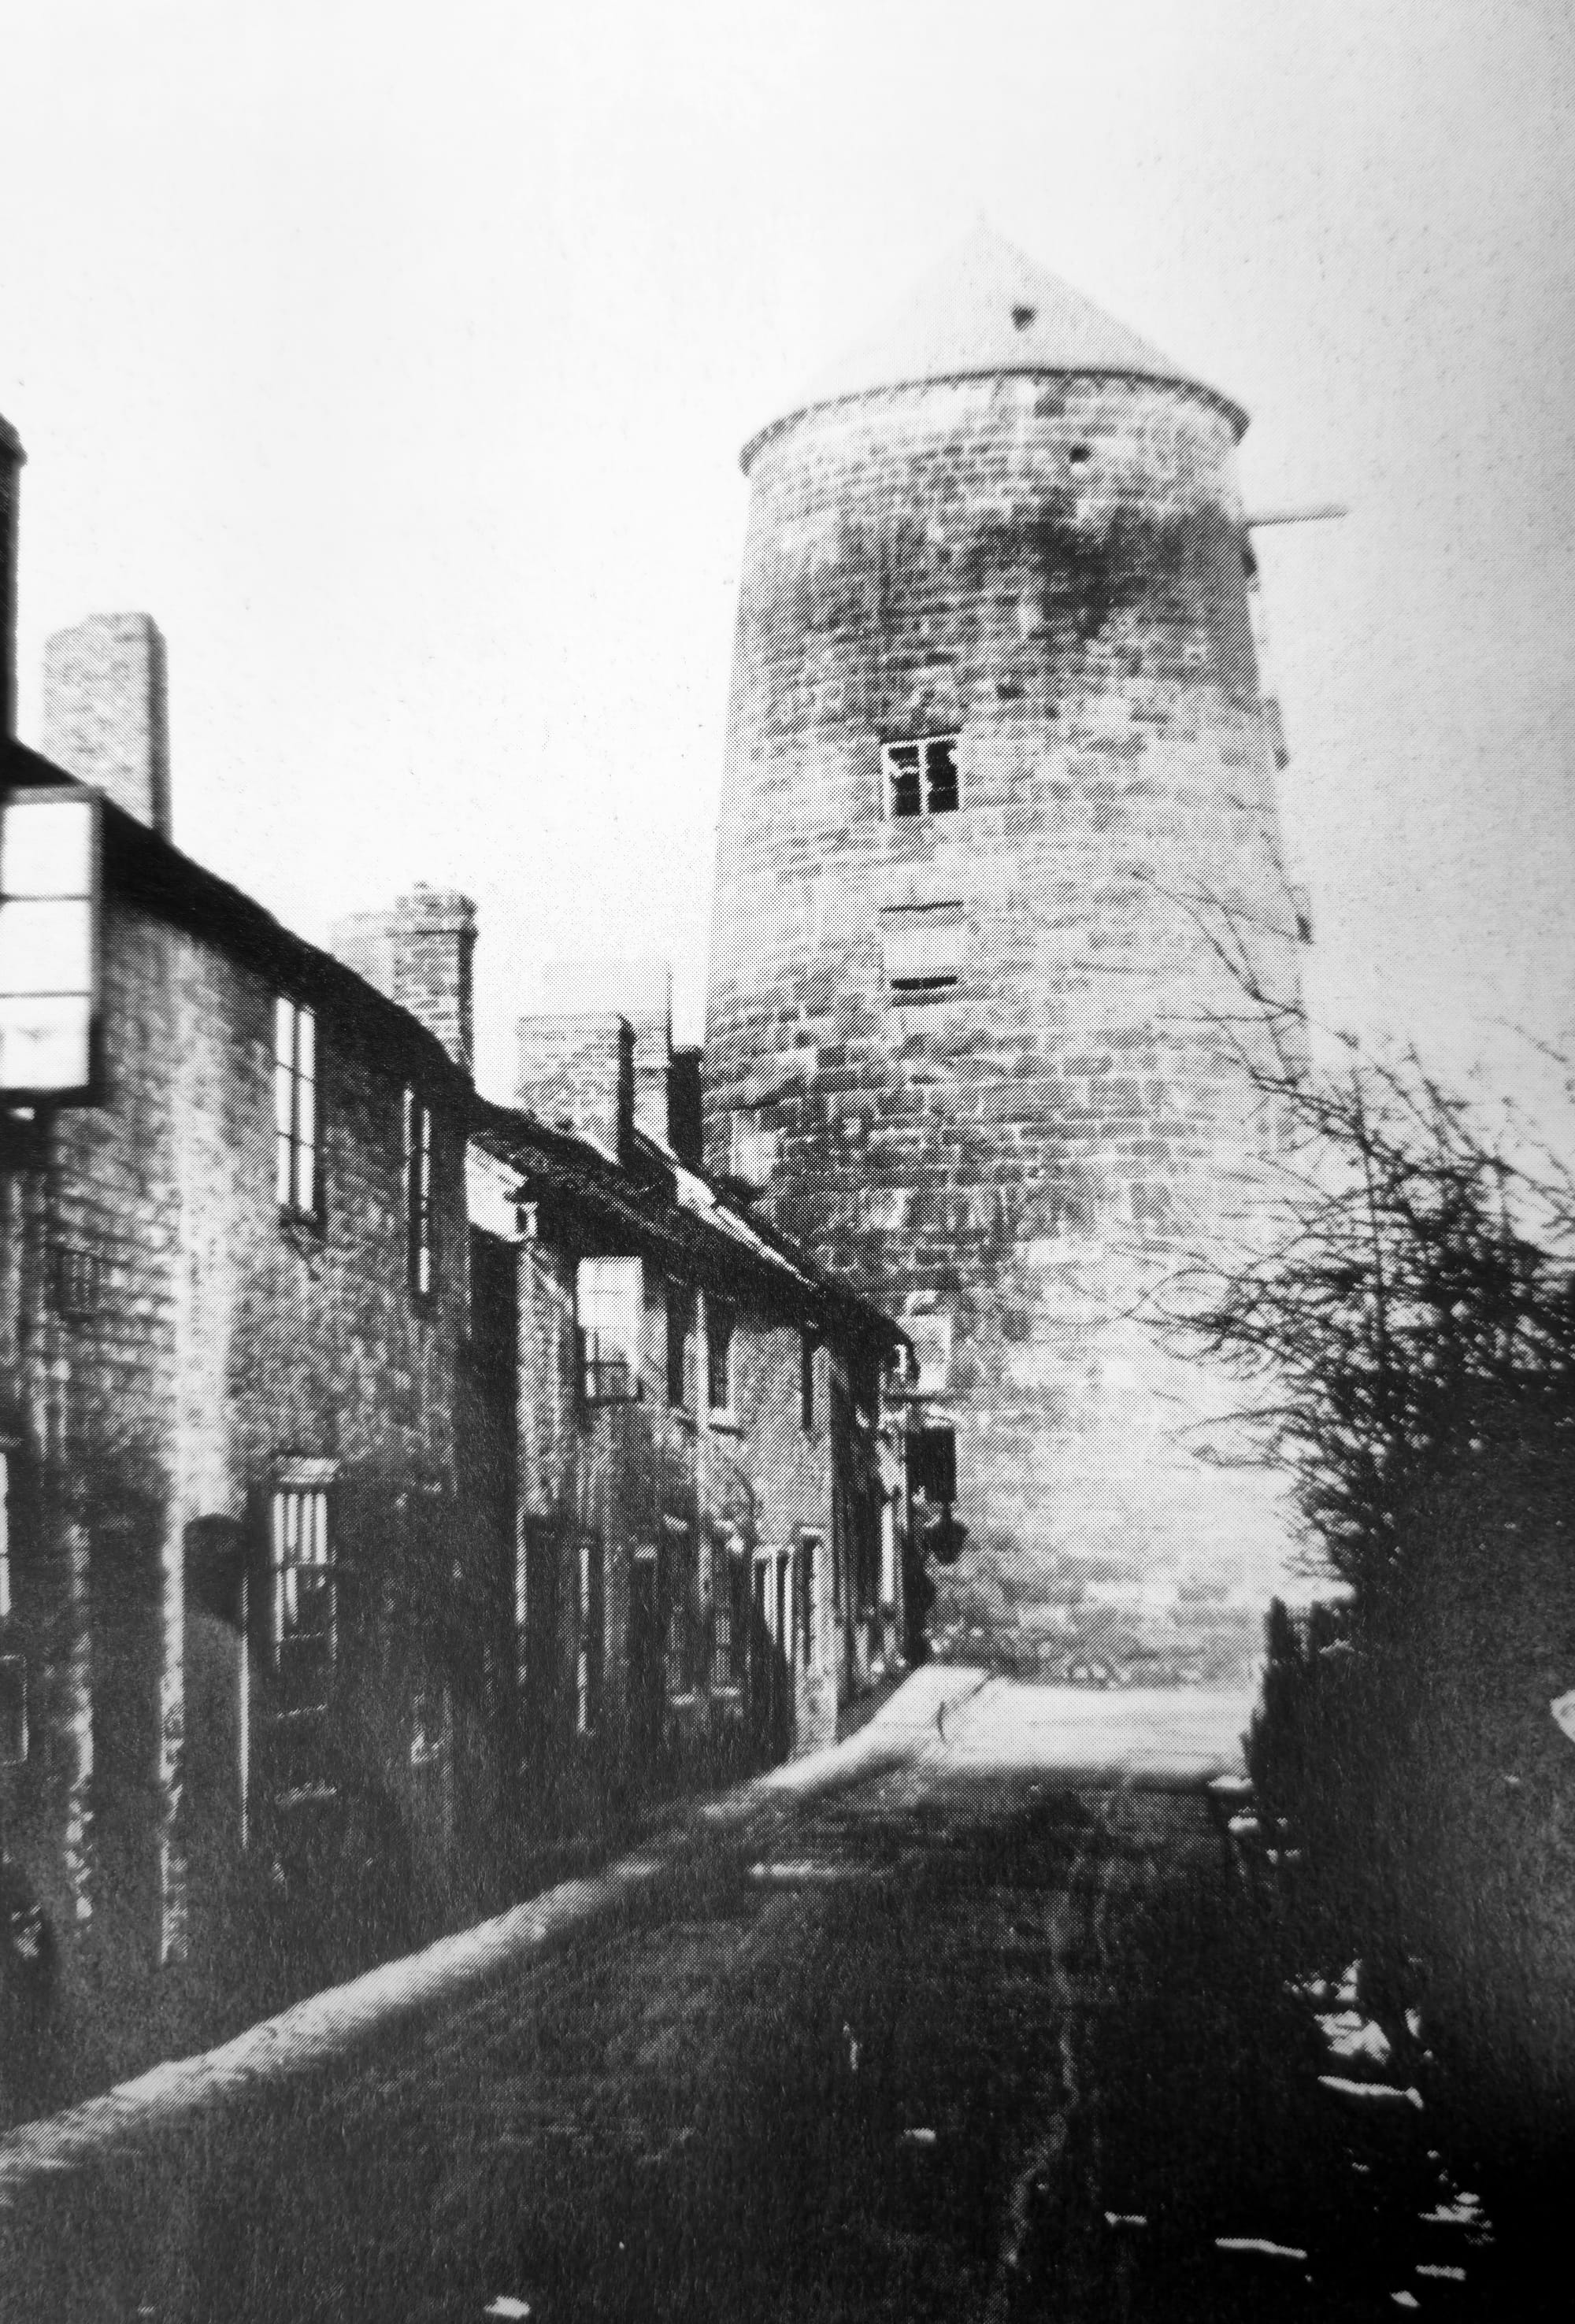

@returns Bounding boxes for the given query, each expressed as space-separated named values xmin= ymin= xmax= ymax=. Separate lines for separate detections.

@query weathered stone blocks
xmin=706 ymin=313 xmax=1304 ymax=1680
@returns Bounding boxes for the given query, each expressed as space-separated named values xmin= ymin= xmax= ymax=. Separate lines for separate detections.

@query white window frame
xmin=881 ymin=733 xmax=960 ymax=820
xmin=267 ymin=1484 xmax=335 ymax=1705
xmin=274 ymin=997 xmax=320 ymax=1216
xmin=404 ymin=1086 xmax=434 ymax=1298
xmin=577 ymin=1256 xmax=643 ymax=1403
xmin=0 ymin=783 xmax=100 ymax=1102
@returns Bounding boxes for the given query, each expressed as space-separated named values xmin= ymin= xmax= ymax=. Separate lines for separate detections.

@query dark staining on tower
xmin=706 ymin=228 xmax=1306 ymax=1678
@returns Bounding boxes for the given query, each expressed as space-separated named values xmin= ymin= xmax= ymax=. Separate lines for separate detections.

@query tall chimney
xmin=540 ymin=960 xmax=673 ymax=1146
xmin=0 ymin=416 xmax=23 ymax=739
xmin=43 ymin=612 xmax=171 ymax=838
xmin=515 ymin=1012 xmax=634 ymax=1164
xmin=330 ymin=886 xmax=477 ymax=1078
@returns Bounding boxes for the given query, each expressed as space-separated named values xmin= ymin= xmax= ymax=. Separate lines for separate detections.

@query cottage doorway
xmin=628 ymin=1549 xmax=662 ymax=1766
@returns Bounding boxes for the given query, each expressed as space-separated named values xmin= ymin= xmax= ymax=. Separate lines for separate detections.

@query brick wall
xmin=515 ymin=1013 xmax=633 ymax=1160
xmin=0 ymin=873 xmax=480 ymax=2081
xmin=331 ymin=887 xmax=477 ymax=1078
xmin=704 ymin=368 xmax=1305 ymax=1681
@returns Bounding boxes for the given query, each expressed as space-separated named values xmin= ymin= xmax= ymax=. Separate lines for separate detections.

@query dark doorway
xmin=628 ymin=1553 xmax=662 ymax=1768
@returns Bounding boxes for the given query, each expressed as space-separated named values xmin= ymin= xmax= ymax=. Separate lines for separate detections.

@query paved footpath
xmin=0 ymin=1676 xmax=1521 ymax=2321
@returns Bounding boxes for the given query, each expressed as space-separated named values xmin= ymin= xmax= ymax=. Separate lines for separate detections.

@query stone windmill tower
xmin=704 ymin=227 xmax=1306 ymax=1681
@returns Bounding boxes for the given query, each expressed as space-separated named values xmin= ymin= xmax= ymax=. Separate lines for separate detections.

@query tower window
xmin=882 ymin=734 xmax=959 ymax=819
xmin=881 ymin=901 xmax=965 ymax=1005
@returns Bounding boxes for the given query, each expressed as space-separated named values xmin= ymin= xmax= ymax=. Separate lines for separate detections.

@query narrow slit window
xmin=404 ymin=1088 xmax=434 ymax=1297
xmin=881 ymin=901 xmax=965 ymax=1005
xmin=666 ymin=1285 xmax=693 ymax=1408
xmin=800 ymin=1334 xmax=817 ymax=1433
xmin=706 ymin=1297 xmax=736 ymax=1415
xmin=882 ymin=733 xmax=959 ymax=819
xmin=275 ymin=997 xmax=320 ymax=1216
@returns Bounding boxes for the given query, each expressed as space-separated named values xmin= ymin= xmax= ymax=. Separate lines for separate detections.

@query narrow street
xmin=0 ymin=1680 xmax=1512 ymax=2322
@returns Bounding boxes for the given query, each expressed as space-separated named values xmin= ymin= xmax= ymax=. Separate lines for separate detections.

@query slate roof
xmin=473 ymin=1101 xmax=905 ymax=1355
xmin=743 ymin=222 xmax=1244 ymax=467
xmin=3 ymin=738 xmax=472 ymax=1107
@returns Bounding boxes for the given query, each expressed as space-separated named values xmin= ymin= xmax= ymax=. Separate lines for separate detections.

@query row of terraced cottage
xmin=0 ymin=425 xmax=919 ymax=2095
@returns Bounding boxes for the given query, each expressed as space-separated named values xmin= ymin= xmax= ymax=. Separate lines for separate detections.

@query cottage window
xmin=706 ymin=1297 xmax=736 ymax=1416
xmin=799 ymin=1530 xmax=823 ymax=1669
xmin=577 ymin=1257 xmax=643 ymax=1402
xmin=0 ymin=784 xmax=98 ymax=1099
xmin=882 ymin=734 xmax=959 ymax=819
xmin=712 ymin=1543 xmax=747 ymax=1692
xmin=268 ymin=1487 xmax=335 ymax=1713
xmin=666 ymin=1285 xmax=693 ymax=1408
xmin=404 ymin=1088 xmax=434 ymax=1297
xmin=274 ymin=997 xmax=320 ymax=1216
xmin=881 ymin=901 xmax=965 ymax=1005
xmin=576 ymin=1534 xmax=605 ymax=1735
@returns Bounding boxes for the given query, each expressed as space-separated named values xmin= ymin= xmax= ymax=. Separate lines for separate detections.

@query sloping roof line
xmin=474 ymin=1103 xmax=903 ymax=1350
xmin=5 ymin=741 xmax=472 ymax=1108
xmin=743 ymin=223 xmax=1245 ymax=469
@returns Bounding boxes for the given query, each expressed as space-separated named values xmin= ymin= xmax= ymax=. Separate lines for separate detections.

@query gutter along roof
xmin=475 ymin=1102 xmax=905 ymax=1353
xmin=3 ymin=738 xmax=471 ymax=1110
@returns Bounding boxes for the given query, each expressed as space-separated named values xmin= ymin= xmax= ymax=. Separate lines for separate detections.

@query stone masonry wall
xmin=705 ymin=370 xmax=1306 ymax=1681
xmin=0 ymin=882 xmax=472 ymax=2078
xmin=42 ymin=614 xmax=172 ymax=838
xmin=516 ymin=1233 xmax=877 ymax=1795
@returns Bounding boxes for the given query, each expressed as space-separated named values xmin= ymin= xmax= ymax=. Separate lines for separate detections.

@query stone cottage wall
xmin=0 ymin=876 xmax=476 ymax=2081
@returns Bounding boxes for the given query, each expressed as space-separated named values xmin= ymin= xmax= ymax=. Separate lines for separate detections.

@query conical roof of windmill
xmin=743 ymin=224 xmax=1245 ymax=467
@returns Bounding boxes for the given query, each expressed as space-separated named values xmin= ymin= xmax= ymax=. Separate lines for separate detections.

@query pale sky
xmin=2 ymin=1 xmax=1572 ymax=1127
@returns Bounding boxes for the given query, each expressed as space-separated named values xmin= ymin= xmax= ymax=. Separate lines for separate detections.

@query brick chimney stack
xmin=330 ymin=886 xmax=478 ymax=1078
xmin=540 ymin=960 xmax=673 ymax=1146
xmin=0 ymin=416 xmax=23 ymax=739
xmin=43 ymin=612 xmax=172 ymax=838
